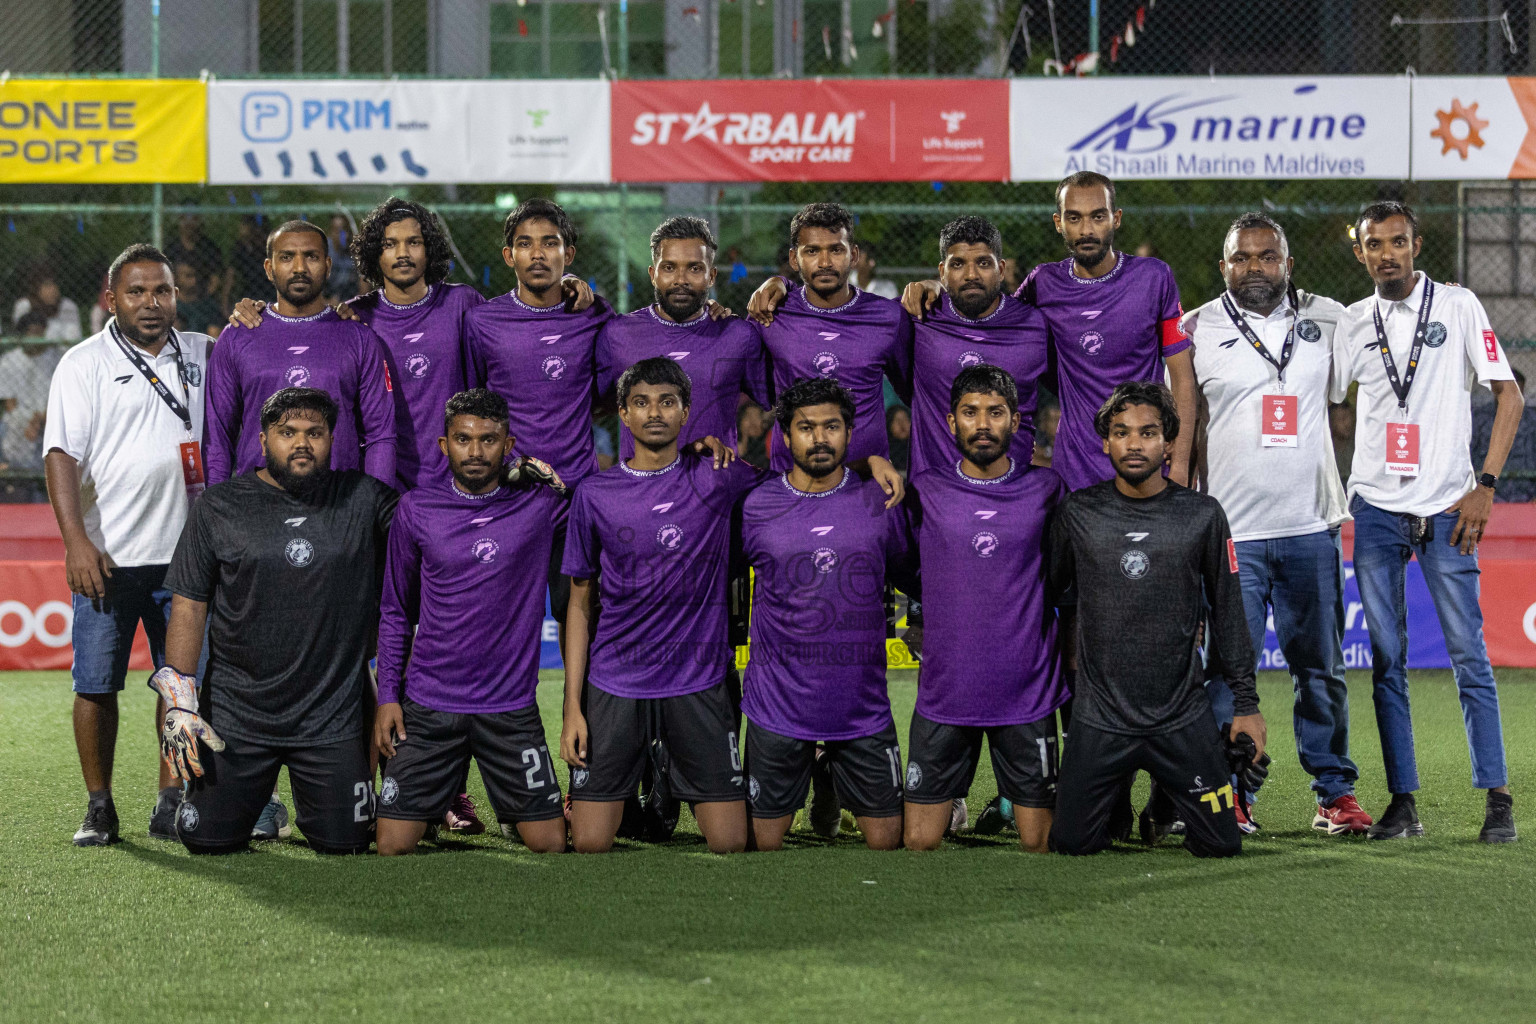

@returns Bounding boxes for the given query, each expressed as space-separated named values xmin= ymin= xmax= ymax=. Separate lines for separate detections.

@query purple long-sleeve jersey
xmin=204 ymin=307 xmax=397 ymax=486
xmin=350 ymin=283 xmax=485 ymax=490
xmin=464 ymin=291 xmax=613 ymax=490
xmin=1017 ymin=254 xmax=1187 ymax=491
xmin=760 ymin=285 xmax=913 ymax=472
xmin=376 ymin=478 xmax=562 ymax=713
xmin=740 ymin=469 xmax=913 ymax=741
xmin=910 ymin=460 xmax=1069 ymax=726
xmin=910 ymin=292 xmax=1050 ymax=478
xmin=596 ymin=306 xmax=769 ymax=460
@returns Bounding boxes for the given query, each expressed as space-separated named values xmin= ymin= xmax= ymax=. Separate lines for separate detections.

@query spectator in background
xmin=1330 ymin=401 xmax=1356 ymax=490
xmin=1033 ymin=397 xmax=1061 ymax=464
xmin=886 ymin=404 xmax=911 ymax=476
xmin=1474 ymin=368 xmax=1535 ymax=501
xmin=222 ymin=215 xmax=268 ymax=316
xmin=162 ymin=214 xmax=224 ymax=300
xmin=1001 ymin=254 xmax=1025 ymax=295
xmin=173 ymin=262 xmax=224 ymax=337
xmin=0 ymin=311 xmax=60 ymax=476
xmin=12 ymin=267 xmax=83 ymax=341
xmin=855 ymin=241 xmax=900 ymax=300
xmin=737 ymin=401 xmax=769 ymax=468
xmin=89 ymin=273 xmax=111 ymax=335
xmin=326 ymin=214 xmax=360 ymax=302
xmin=593 ymin=416 xmax=617 ymax=471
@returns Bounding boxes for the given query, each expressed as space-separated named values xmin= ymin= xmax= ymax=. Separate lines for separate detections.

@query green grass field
xmin=2 ymin=669 xmax=1534 ymax=1023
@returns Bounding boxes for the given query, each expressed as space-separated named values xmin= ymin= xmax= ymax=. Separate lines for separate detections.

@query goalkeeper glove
xmin=503 ymin=455 xmax=567 ymax=495
xmin=148 ymin=666 xmax=225 ymax=782
xmin=1225 ymin=731 xmax=1271 ymax=800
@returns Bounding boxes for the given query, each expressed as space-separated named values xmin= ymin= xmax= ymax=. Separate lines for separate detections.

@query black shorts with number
xmin=570 ymin=678 xmax=744 ymax=803
xmin=177 ymin=732 xmax=373 ymax=855
xmin=1050 ymin=716 xmax=1241 ymax=858
xmin=904 ymin=709 xmax=1060 ymax=808
xmin=379 ymin=699 xmax=563 ymax=824
xmin=745 ymin=717 xmax=904 ymax=819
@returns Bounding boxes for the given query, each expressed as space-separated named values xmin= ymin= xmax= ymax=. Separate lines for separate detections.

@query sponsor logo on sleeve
xmin=1484 ymin=329 xmax=1501 ymax=362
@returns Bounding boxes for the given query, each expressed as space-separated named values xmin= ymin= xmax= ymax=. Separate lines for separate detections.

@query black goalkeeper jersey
xmin=1048 ymin=480 xmax=1257 ymax=736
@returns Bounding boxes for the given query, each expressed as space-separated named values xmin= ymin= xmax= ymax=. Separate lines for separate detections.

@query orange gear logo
xmin=1431 ymin=99 xmax=1489 ymax=160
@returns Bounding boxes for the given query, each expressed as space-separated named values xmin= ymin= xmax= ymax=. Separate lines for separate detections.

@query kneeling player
xmin=904 ymin=366 xmax=1069 ymax=853
xmin=1047 ymin=382 xmax=1265 ymax=858
xmin=154 ymin=388 xmax=398 ymax=855
xmin=561 ymin=358 xmax=757 ymax=854
xmin=373 ymin=389 xmax=567 ymax=855
xmin=740 ymin=378 xmax=915 ymax=851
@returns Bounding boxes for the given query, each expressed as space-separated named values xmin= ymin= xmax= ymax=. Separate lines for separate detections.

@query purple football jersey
xmin=597 ymin=306 xmax=769 ymax=460
xmin=350 ymin=283 xmax=485 ymax=490
xmin=760 ymin=285 xmax=913 ymax=472
xmin=910 ymin=292 xmax=1050 ymax=478
xmin=910 ymin=460 xmax=1069 ymax=726
xmin=204 ymin=308 xmax=397 ymax=486
xmin=740 ymin=470 xmax=913 ymax=741
xmin=377 ymin=479 xmax=562 ymax=713
xmin=1018 ymin=254 xmax=1187 ymax=490
xmin=563 ymin=454 xmax=759 ymax=698
xmin=464 ymin=291 xmax=613 ymax=488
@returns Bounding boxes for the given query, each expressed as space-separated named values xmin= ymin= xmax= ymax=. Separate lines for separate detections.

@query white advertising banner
xmin=1010 ymin=76 xmax=1411 ymax=181
xmin=208 ymin=80 xmax=611 ymax=184
xmin=1410 ymin=77 xmax=1536 ymax=180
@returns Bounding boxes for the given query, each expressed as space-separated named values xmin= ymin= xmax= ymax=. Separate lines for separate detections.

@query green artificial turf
xmin=1 ymin=669 xmax=1533 ymax=1023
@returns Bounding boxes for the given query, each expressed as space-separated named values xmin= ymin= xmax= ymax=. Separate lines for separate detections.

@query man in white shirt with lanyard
xmin=1184 ymin=213 xmax=1366 ymax=837
xmin=1334 ymin=201 xmax=1523 ymax=844
xmin=43 ymin=244 xmax=213 ymax=847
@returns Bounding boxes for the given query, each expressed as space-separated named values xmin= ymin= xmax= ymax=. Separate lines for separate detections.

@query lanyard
xmin=1371 ymin=278 xmax=1435 ymax=411
xmin=1221 ymin=293 xmax=1295 ymax=386
xmin=110 ymin=321 xmax=192 ymax=433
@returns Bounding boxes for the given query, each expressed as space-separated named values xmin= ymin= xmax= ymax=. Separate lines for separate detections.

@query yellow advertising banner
xmin=0 ymin=79 xmax=205 ymax=183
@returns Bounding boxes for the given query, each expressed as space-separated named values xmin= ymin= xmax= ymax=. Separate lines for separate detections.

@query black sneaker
xmin=1479 ymin=792 xmax=1517 ymax=844
xmin=73 ymin=802 xmax=120 ymax=847
xmin=1367 ymin=794 xmax=1425 ymax=840
xmin=808 ymin=745 xmax=841 ymax=839
xmin=149 ymin=786 xmax=182 ymax=841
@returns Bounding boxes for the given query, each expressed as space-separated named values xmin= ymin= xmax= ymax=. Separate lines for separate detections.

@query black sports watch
xmin=1478 ymin=472 xmax=1499 ymax=490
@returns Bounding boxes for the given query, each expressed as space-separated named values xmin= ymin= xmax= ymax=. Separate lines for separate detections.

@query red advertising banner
xmin=610 ymin=79 xmax=1010 ymax=182
xmin=0 ymin=561 xmax=151 ymax=672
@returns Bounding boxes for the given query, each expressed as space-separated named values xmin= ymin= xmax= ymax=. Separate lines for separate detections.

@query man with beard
xmin=205 ymin=220 xmax=396 ymax=487
xmin=1047 ymin=383 xmax=1264 ymax=858
xmin=155 ymin=388 xmax=398 ymax=855
xmin=901 ymin=172 xmax=1198 ymax=489
xmin=596 ymin=217 xmax=768 ymax=460
xmin=739 ymin=378 xmax=916 ymax=851
xmin=374 ymin=389 xmax=567 ymax=855
xmin=44 ymin=244 xmax=213 ymax=845
xmin=561 ymin=357 xmax=758 ymax=854
xmin=903 ymin=365 xmax=1069 ymax=853
xmin=1181 ymin=212 xmax=1364 ymax=838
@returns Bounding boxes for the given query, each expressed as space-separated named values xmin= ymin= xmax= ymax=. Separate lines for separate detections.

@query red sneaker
xmin=444 ymin=792 xmax=485 ymax=834
xmin=1234 ymin=800 xmax=1259 ymax=835
xmin=1313 ymin=794 xmax=1373 ymax=835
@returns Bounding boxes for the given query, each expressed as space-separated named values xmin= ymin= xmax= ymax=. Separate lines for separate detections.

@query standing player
xmin=1182 ymin=212 xmax=1365 ymax=836
xmin=373 ymin=389 xmax=566 ymax=855
xmin=740 ymin=378 xmax=915 ymax=851
xmin=155 ymin=388 xmax=397 ymax=855
xmin=1047 ymin=383 xmax=1264 ymax=858
xmin=205 ymin=220 xmax=397 ymax=487
xmin=904 ymin=365 xmax=1069 ymax=853
xmin=1334 ymin=202 xmax=1522 ymax=842
xmin=44 ymin=244 xmax=212 ymax=845
xmin=596 ymin=217 xmax=768 ymax=460
xmin=561 ymin=357 xmax=756 ymax=854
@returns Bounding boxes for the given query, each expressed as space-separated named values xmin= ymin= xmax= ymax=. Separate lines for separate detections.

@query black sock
xmin=87 ymin=788 xmax=113 ymax=809
xmin=158 ymin=784 xmax=183 ymax=800
xmin=1488 ymin=791 xmax=1513 ymax=808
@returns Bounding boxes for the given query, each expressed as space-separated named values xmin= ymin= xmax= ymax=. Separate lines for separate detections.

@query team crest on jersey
xmin=813 ymin=351 xmax=840 ymax=376
xmin=812 ymin=547 xmax=839 ymax=574
xmin=972 ymin=530 xmax=999 ymax=558
xmin=1079 ymin=331 xmax=1105 ymax=355
xmin=380 ymin=777 xmax=399 ymax=805
xmin=958 ymin=350 xmax=983 ymax=369
xmin=285 ymin=538 xmax=314 ymax=567
xmin=177 ymin=802 xmax=199 ymax=832
xmin=405 ymin=353 xmax=431 ymax=378
xmin=472 ymin=538 xmax=499 ymax=563
xmin=1424 ymin=322 xmax=1448 ymax=348
xmin=748 ymin=776 xmax=761 ymax=804
xmin=541 ymin=355 xmax=567 ymax=380
xmin=1296 ymin=319 xmax=1322 ymax=343
xmin=906 ymin=762 xmax=923 ymax=790
xmin=656 ymin=524 xmax=685 ymax=551
xmin=285 ymin=365 xmax=311 ymax=387
xmin=181 ymin=362 xmax=203 ymax=388
xmin=1120 ymin=549 xmax=1150 ymax=579
xmin=571 ymin=768 xmax=590 ymax=789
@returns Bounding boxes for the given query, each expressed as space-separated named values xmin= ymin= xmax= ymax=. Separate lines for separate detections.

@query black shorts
xmin=379 ymin=699 xmax=563 ymax=824
xmin=570 ymin=678 xmax=744 ymax=803
xmin=1050 ymin=716 xmax=1241 ymax=858
xmin=548 ymin=515 xmax=571 ymax=626
xmin=745 ymin=718 xmax=903 ymax=819
xmin=905 ymin=709 xmax=1059 ymax=809
xmin=177 ymin=732 xmax=373 ymax=855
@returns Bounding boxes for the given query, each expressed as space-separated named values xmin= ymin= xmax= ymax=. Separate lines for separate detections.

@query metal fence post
xmin=151 ymin=0 xmax=163 ymax=249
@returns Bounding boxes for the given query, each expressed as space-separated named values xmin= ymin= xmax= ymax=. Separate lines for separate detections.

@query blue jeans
xmin=1206 ymin=529 xmax=1357 ymax=804
xmin=1350 ymin=496 xmax=1507 ymax=793
xmin=70 ymin=564 xmax=173 ymax=694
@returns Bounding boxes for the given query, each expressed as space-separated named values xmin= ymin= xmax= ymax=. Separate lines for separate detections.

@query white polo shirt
xmin=1331 ymin=273 xmax=1514 ymax=516
xmin=43 ymin=324 xmax=212 ymax=567
xmin=1183 ymin=290 xmax=1349 ymax=542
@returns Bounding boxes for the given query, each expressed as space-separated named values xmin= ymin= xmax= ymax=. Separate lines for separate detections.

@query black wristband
xmin=1478 ymin=472 xmax=1498 ymax=490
